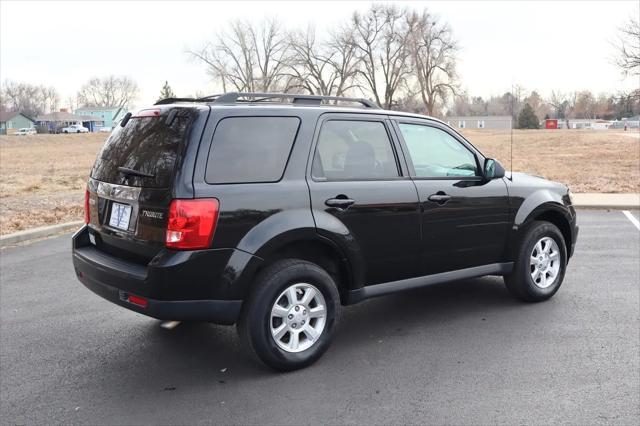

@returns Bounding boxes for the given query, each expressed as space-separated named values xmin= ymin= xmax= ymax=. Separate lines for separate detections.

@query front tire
xmin=505 ymin=221 xmax=567 ymax=302
xmin=237 ymin=259 xmax=341 ymax=371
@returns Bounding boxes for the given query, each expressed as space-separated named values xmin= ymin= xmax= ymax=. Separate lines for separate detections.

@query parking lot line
xmin=622 ymin=210 xmax=640 ymax=231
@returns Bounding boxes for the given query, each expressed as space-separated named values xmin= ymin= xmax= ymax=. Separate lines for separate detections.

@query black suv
xmin=73 ymin=93 xmax=578 ymax=370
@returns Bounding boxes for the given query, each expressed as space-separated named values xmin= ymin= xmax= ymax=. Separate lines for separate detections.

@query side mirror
xmin=484 ymin=158 xmax=505 ymax=180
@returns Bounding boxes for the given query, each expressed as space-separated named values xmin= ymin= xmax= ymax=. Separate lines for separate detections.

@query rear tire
xmin=237 ymin=259 xmax=340 ymax=371
xmin=505 ymin=221 xmax=567 ymax=302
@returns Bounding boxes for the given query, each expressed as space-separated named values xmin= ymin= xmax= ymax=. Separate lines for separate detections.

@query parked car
xmin=61 ymin=124 xmax=89 ymax=133
xmin=73 ymin=93 xmax=578 ymax=371
xmin=15 ymin=128 xmax=37 ymax=136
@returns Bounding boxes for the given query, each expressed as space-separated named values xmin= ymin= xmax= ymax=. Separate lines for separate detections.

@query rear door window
xmin=311 ymin=120 xmax=399 ymax=181
xmin=91 ymin=108 xmax=199 ymax=188
xmin=205 ymin=116 xmax=300 ymax=184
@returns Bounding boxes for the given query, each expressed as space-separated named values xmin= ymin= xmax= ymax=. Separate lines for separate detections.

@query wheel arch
xmin=529 ymin=209 xmax=573 ymax=258
xmin=512 ymin=191 xmax=574 ymax=260
xmin=259 ymin=237 xmax=355 ymax=303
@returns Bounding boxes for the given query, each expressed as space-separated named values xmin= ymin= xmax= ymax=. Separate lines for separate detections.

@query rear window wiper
xmin=117 ymin=167 xmax=155 ymax=179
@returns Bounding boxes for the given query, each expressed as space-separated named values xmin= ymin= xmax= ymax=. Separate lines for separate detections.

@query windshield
xmin=90 ymin=108 xmax=199 ymax=188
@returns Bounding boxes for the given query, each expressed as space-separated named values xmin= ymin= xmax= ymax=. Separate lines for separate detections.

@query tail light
xmin=84 ymin=189 xmax=90 ymax=224
xmin=166 ymin=199 xmax=219 ymax=250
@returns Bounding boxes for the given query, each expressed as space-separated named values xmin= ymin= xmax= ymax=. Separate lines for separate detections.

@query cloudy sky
xmin=1 ymin=0 xmax=638 ymax=108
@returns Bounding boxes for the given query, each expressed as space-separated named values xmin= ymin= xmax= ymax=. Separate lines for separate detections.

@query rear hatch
xmin=86 ymin=105 xmax=209 ymax=263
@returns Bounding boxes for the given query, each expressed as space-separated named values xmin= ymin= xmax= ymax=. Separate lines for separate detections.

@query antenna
xmin=509 ymin=83 xmax=514 ymax=181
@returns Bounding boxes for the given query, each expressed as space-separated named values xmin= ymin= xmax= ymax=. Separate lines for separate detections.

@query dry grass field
xmin=463 ymin=129 xmax=640 ymax=193
xmin=0 ymin=133 xmax=105 ymax=235
xmin=0 ymin=129 xmax=638 ymax=235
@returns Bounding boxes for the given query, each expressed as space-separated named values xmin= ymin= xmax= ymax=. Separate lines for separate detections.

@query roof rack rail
xmin=212 ymin=92 xmax=380 ymax=109
xmin=155 ymin=93 xmax=381 ymax=109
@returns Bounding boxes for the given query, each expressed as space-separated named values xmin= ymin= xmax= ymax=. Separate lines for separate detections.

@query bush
xmin=518 ymin=104 xmax=540 ymax=129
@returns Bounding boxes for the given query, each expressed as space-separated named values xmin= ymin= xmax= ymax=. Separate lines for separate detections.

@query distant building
xmin=610 ymin=117 xmax=640 ymax=129
xmin=0 ymin=111 xmax=36 ymax=135
xmin=557 ymin=119 xmax=595 ymax=129
xmin=446 ymin=116 xmax=512 ymax=130
xmin=36 ymin=110 xmax=104 ymax=133
xmin=74 ymin=106 xmax=127 ymax=130
xmin=591 ymin=120 xmax=613 ymax=130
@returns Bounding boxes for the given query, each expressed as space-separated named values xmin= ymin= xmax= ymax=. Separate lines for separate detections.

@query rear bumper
xmin=72 ymin=226 xmax=246 ymax=324
xmin=76 ymin=266 xmax=241 ymax=323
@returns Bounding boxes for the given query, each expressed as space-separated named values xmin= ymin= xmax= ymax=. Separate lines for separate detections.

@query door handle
xmin=428 ymin=193 xmax=452 ymax=204
xmin=325 ymin=196 xmax=355 ymax=209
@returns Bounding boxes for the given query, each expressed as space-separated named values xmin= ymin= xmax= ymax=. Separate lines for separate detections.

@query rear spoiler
xmin=155 ymin=97 xmax=205 ymax=105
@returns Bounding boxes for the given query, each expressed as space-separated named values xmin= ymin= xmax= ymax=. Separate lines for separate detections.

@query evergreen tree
xmin=517 ymin=103 xmax=540 ymax=129
xmin=158 ymin=81 xmax=176 ymax=101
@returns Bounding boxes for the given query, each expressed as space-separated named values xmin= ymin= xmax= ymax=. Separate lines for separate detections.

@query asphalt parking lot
xmin=1 ymin=209 xmax=638 ymax=425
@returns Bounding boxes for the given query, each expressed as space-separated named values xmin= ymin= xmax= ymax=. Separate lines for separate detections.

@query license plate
xmin=109 ymin=202 xmax=132 ymax=231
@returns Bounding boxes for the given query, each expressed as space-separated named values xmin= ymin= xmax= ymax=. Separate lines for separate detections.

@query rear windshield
xmin=90 ymin=108 xmax=199 ymax=188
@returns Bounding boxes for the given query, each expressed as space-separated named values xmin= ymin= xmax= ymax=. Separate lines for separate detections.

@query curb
xmin=573 ymin=203 xmax=640 ymax=209
xmin=0 ymin=221 xmax=83 ymax=248
xmin=572 ymin=193 xmax=640 ymax=210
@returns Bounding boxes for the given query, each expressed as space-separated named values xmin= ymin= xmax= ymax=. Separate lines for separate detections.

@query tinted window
xmin=398 ymin=123 xmax=479 ymax=178
xmin=312 ymin=120 xmax=399 ymax=180
xmin=91 ymin=108 xmax=198 ymax=188
xmin=205 ymin=117 xmax=300 ymax=184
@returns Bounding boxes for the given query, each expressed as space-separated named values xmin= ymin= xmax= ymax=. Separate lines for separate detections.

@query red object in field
xmin=545 ymin=119 xmax=558 ymax=129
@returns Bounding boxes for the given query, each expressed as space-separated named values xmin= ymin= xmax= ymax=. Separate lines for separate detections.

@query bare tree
xmin=572 ymin=90 xmax=597 ymax=120
xmin=548 ymin=90 xmax=568 ymax=118
xmin=594 ymin=93 xmax=615 ymax=119
xmin=1 ymin=80 xmax=60 ymax=117
xmin=548 ymin=90 xmax=578 ymax=127
xmin=39 ymin=86 xmax=60 ymax=114
xmin=350 ymin=4 xmax=411 ymax=109
xmin=405 ymin=9 xmax=459 ymax=115
xmin=285 ymin=26 xmax=360 ymax=96
xmin=77 ymin=76 xmax=139 ymax=109
xmin=524 ymin=90 xmax=551 ymax=121
xmin=65 ymin=95 xmax=77 ymax=112
xmin=188 ymin=19 xmax=291 ymax=93
xmin=614 ymin=15 xmax=640 ymax=76
xmin=2 ymin=81 xmax=38 ymax=116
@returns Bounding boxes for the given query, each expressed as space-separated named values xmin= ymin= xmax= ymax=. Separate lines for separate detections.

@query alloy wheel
xmin=270 ymin=283 xmax=326 ymax=353
xmin=530 ymin=236 xmax=561 ymax=289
